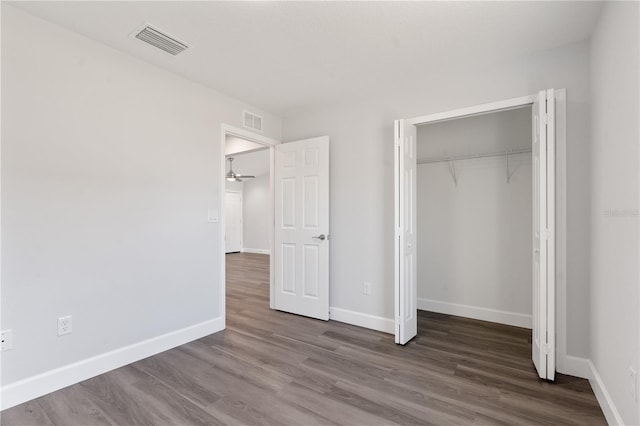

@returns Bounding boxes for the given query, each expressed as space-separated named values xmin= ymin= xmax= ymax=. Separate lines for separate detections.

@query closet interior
xmin=416 ymin=106 xmax=534 ymax=330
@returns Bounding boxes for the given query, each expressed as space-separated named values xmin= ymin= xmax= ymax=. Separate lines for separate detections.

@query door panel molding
xmin=224 ymin=190 xmax=243 ymax=253
xmin=274 ymin=136 xmax=330 ymax=321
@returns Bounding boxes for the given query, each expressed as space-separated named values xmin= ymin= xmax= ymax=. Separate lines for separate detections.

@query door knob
xmin=313 ymin=234 xmax=326 ymax=241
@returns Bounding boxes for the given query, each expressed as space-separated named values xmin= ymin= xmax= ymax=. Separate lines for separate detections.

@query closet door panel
xmin=532 ymin=89 xmax=555 ymax=381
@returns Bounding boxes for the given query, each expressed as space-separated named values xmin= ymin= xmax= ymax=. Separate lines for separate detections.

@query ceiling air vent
xmin=133 ymin=24 xmax=188 ymax=56
xmin=243 ymin=111 xmax=264 ymax=132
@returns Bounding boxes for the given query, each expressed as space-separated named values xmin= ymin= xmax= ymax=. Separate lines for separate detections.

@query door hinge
xmin=542 ymin=228 xmax=551 ymax=240
xmin=542 ymin=343 xmax=553 ymax=355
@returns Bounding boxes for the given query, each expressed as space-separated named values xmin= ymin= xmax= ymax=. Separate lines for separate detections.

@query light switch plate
xmin=207 ymin=209 xmax=219 ymax=223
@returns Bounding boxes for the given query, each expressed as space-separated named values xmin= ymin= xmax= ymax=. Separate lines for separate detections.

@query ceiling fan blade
xmin=235 ymin=175 xmax=255 ymax=179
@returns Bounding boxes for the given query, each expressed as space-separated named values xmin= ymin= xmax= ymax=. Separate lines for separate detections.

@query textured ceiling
xmin=8 ymin=1 xmax=603 ymax=115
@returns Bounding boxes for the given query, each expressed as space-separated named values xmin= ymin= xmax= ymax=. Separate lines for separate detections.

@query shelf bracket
xmin=448 ymin=159 xmax=458 ymax=187
xmin=506 ymin=150 xmax=521 ymax=183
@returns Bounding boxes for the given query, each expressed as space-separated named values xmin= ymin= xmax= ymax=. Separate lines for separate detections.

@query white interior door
xmin=274 ymin=136 xmax=330 ymax=320
xmin=532 ymin=89 xmax=556 ymax=380
xmin=394 ymin=119 xmax=417 ymax=344
xmin=225 ymin=191 xmax=242 ymax=253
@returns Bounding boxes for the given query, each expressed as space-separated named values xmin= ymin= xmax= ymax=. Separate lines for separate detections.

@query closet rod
xmin=418 ymin=147 xmax=532 ymax=165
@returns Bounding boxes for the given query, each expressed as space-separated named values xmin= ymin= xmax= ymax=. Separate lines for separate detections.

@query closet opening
xmin=416 ymin=106 xmax=534 ymax=372
xmin=394 ymin=90 xmax=565 ymax=382
xmin=416 ymin=105 xmax=533 ymax=332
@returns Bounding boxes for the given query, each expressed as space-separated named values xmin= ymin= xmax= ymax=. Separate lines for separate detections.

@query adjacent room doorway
xmin=220 ymin=125 xmax=332 ymax=323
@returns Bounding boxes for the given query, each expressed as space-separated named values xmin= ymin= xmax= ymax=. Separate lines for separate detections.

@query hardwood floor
xmin=2 ymin=252 xmax=605 ymax=425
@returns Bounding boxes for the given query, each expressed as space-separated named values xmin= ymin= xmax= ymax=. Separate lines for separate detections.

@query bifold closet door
xmin=394 ymin=119 xmax=417 ymax=345
xmin=532 ymin=89 xmax=556 ymax=381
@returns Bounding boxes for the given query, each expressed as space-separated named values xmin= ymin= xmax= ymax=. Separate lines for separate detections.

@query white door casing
xmin=394 ymin=119 xmax=418 ymax=344
xmin=532 ymin=89 xmax=556 ymax=381
xmin=274 ymin=136 xmax=330 ymax=320
xmin=225 ymin=191 xmax=242 ymax=253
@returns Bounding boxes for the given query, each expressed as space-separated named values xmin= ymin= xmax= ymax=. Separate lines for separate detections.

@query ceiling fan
xmin=226 ymin=157 xmax=255 ymax=182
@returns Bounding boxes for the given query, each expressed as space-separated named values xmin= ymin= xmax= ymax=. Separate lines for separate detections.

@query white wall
xmin=589 ymin=2 xmax=639 ymax=424
xmin=242 ymin=174 xmax=270 ymax=253
xmin=417 ymin=109 xmax=532 ymax=327
xmin=1 ymin=4 xmax=281 ymax=405
xmin=282 ymin=40 xmax=591 ymax=358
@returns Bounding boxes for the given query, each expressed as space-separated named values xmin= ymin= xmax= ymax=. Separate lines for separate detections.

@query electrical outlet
xmin=1 ymin=330 xmax=13 ymax=351
xmin=363 ymin=281 xmax=372 ymax=295
xmin=58 ymin=316 xmax=72 ymax=336
xmin=631 ymin=368 xmax=637 ymax=402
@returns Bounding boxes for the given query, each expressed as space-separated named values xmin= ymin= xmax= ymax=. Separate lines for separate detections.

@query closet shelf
xmin=418 ymin=147 xmax=532 ymax=186
xmin=417 ymin=147 xmax=532 ymax=165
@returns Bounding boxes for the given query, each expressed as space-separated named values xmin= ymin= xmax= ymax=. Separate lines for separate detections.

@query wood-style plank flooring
xmin=2 ymin=253 xmax=605 ymax=425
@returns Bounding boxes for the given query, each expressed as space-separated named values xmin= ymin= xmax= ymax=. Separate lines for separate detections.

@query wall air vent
xmin=133 ymin=24 xmax=188 ymax=56
xmin=243 ymin=111 xmax=264 ymax=132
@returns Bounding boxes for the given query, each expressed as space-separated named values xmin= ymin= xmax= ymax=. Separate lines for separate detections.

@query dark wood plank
xmin=0 ymin=401 xmax=54 ymax=426
xmin=1 ymin=253 xmax=606 ymax=425
xmin=35 ymin=385 xmax=115 ymax=426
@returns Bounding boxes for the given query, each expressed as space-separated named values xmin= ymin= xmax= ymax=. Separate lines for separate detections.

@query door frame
xmin=224 ymin=190 xmax=243 ymax=253
xmin=396 ymin=90 xmax=569 ymax=373
xmin=220 ymin=124 xmax=280 ymax=327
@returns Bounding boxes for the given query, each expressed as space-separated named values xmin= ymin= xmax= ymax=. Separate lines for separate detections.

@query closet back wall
xmin=417 ymin=108 xmax=533 ymax=328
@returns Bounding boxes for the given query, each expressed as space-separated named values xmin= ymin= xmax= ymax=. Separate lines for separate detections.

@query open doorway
xmin=219 ymin=125 xmax=332 ymax=325
xmin=224 ymin=149 xmax=271 ymax=255
xmin=224 ymin=144 xmax=271 ymax=318
xmin=394 ymin=90 xmax=566 ymax=382
xmin=220 ymin=125 xmax=279 ymax=327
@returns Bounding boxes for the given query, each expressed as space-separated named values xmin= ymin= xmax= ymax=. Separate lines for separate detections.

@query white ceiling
xmin=225 ymin=136 xmax=265 ymax=156
xmin=227 ymin=148 xmax=270 ymax=179
xmin=9 ymin=1 xmax=603 ymax=115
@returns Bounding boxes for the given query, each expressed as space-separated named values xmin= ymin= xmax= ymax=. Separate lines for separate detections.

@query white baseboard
xmin=241 ymin=248 xmax=270 ymax=255
xmin=1 ymin=317 xmax=224 ymax=410
xmin=418 ymin=298 xmax=532 ymax=329
xmin=557 ymin=355 xmax=590 ymax=379
xmin=588 ymin=360 xmax=624 ymax=426
xmin=329 ymin=307 xmax=394 ymax=334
